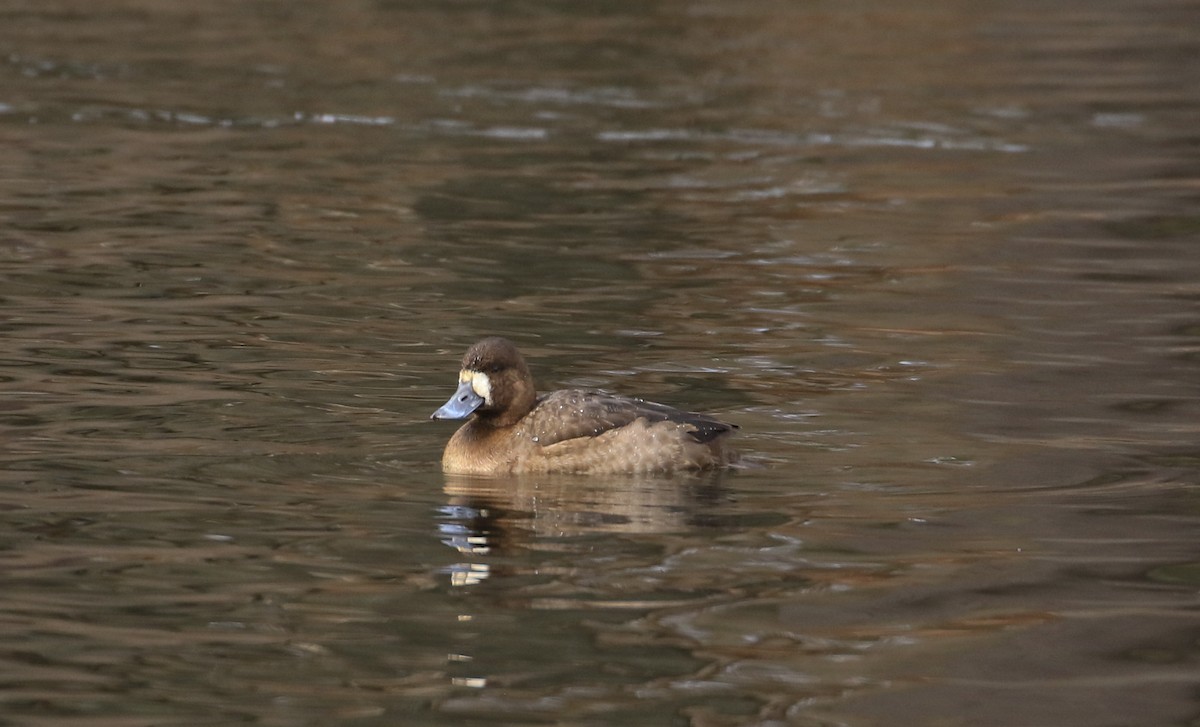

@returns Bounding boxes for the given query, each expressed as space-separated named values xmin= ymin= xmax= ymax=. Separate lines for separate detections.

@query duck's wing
xmin=525 ymin=389 xmax=737 ymax=447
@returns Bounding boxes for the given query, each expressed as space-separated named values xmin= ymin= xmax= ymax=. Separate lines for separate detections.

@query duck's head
xmin=431 ymin=337 xmax=537 ymax=427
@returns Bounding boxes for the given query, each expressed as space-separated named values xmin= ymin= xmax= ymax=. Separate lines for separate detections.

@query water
xmin=2 ymin=0 xmax=1199 ymax=725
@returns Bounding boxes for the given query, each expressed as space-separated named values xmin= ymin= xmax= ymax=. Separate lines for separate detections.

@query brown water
xmin=2 ymin=0 xmax=1199 ymax=725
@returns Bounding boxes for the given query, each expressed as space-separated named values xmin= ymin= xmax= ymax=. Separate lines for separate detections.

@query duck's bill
xmin=431 ymin=379 xmax=484 ymax=420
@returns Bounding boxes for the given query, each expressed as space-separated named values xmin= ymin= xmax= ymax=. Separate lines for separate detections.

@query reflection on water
xmin=2 ymin=0 xmax=1200 ymax=724
xmin=439 ymin=473 xmax=737 ymax=589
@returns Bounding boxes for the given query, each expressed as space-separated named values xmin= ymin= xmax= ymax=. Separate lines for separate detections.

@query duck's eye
xmin=486 ymin=364 xmax=503 ymax=374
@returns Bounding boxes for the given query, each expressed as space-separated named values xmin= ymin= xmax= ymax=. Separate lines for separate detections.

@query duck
xmin=430 ymin=337 xmax=738 ymax=475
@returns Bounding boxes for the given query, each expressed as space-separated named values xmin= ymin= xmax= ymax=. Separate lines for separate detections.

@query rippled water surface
xmin=2 ymin=0 xmax=1199 ymax=725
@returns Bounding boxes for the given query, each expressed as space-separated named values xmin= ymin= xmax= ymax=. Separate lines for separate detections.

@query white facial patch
xmin=469 ymin=371 xmax=492 ymax=402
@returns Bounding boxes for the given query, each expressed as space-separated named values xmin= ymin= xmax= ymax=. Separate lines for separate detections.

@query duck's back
xmin=514 ymin=389 xmax=737 ymax=474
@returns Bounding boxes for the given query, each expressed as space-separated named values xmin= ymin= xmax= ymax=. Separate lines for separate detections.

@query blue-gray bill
xmin=431 ymin=379 xmax=484 ymax=420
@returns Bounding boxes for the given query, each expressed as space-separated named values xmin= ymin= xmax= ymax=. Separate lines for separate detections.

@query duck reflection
xmin=438 ymin=472 xmax=727 ymax=587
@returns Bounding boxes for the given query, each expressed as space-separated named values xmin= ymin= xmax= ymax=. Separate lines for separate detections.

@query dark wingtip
xmin=684 ymin=418 xmax=737 ymax=444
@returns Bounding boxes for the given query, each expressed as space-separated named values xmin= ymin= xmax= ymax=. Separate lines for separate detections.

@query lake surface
xmin=2 ymin=0 xmax=1199 ymax=725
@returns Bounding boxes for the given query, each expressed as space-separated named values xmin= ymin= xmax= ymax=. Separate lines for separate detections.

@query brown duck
xmin=431 ymin=337 xmax=738 ymax=475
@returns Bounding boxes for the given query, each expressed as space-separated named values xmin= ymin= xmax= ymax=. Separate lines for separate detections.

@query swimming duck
xmin=431 ymin=337 xmax=738 ymax=475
